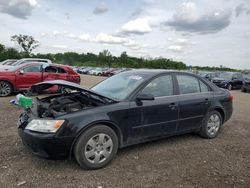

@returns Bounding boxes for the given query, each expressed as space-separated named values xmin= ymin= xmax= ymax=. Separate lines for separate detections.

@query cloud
xmin=79 ymin=34 xmax=90 ymax=41
xmin=167 ymin=38 xmax=189 ymax=52
xmin=121 ymin=18 xmax=152 ymax=35
xmin=93 ymin=33 xmax=145 ymax=50
xmin=0 ymin=0 xmax=37 ymax=19
xmin=93 ymin=3 xmax=108 ymax=15
xmin=168 ymin=45 xmax=183 ymax=52
xmin=53 ymin=30 xmax=60 ymax=37
xmin=175 ymin=38 xmax=188 ymax=45
xmin=94 ymin=33 xmax=127 ymax=44
xmin=51 ymin=45 xmax=68 ymax=49
xmin=64 ymin=12 xmax=70 ymax=20
xmin=165 ymin=2 xmax=232 ymax=34
xmin=235 ymin=3 xmax=250 ymax=17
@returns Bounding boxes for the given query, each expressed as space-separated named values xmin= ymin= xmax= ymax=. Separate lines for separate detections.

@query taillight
xmin=229 ymin=95 xmax=233 ymax=101
xmin=76 ymin=76 xmax=81 ymax=83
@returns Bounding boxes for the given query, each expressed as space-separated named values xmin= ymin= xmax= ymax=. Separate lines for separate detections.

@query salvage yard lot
xmin=0 ymin=75 xmax=249 ymax=188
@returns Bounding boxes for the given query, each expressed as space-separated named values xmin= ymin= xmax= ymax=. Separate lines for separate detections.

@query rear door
xmin=129 ymin=74 xmax=179 ymax=141
xmin=15 ymin=65 xmax=43 ymax=89
xmin=175 ymin=74 xmax=213 ymax=132
xmin=42 ymin=66 xmax=67 ymax=81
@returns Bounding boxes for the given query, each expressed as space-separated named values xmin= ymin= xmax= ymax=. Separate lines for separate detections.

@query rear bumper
xmin=18 ymin=128 xmax=74 ymax=159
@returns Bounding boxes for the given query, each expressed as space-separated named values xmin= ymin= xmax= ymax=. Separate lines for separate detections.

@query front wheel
xmin=0 ymin=81 xmax=13 ymax=97
xmin=227 ymin=83 xmax=232 ymax=90
xmin=199 ymin=111 xmax=222 ymax=139
xmin=74 ymin=125 xmax=118 ymax=170
xmin=241 ymin=86 xmax=247 ymax=92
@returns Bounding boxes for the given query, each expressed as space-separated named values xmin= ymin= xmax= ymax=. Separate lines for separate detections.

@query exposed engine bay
xmin=29 ymin=92 xmax=106 ymax=118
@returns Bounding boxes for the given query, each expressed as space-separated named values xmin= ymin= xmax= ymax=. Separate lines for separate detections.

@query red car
xmin=0 ymin=63 xmax=81 ymax=96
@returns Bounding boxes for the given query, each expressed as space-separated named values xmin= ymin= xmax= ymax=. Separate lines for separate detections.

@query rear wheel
xmin=0 ymin=81 xmax=13 ymax=97
xmin=74 ymin=125 xmax=118 ymax=170
xmin=199 ymin=111 xmax=222 ymax=139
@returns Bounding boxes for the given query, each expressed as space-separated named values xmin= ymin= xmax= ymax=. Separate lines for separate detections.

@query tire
xmin=241 ymin=86 xmax=247 ymax=92
xmin=199 ymin=111 xmax=222 ymax=139
xmin=74 ymin=125 xmax=118 ymax=170
xmin=227 ymin=83 xmax=232 ymax=90
xmin=0 ymin=81 xmax=13 ymax=97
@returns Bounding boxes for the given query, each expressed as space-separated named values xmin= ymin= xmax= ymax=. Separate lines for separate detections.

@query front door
xmin=15 ymin=65 xmax=43 ymax=89
xmin=129 ymin=74 xmax=178 ymax=141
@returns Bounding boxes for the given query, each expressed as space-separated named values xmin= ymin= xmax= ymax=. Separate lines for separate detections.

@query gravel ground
xmin=0 ymin=74 xmax=249 ymax=188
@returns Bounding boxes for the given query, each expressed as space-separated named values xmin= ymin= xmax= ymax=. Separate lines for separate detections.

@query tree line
xmin=0 ymin=34 xmax=238 ymax=72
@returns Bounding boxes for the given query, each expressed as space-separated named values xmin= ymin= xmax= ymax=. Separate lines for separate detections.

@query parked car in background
xmin=203 ymin=72 xmax=221 ymax=81
xmin=89 ymin=67 xmax=107 ymax=76
xmin=78 ymin=67 xmax=93 ymax=74
xmin=0 ymin=63 xmax=80 ymax=96
xmin=11 ymin=58 xmax=52 ymax=66
xmin=100 ymin=68 xmax=117 ymax=76
xmin=211 ymin=72 xmax=243 ymax=90
xmin=17 ymin=70 xmax=233 ymax=169
xmin=0 ymin=59 xmax=17 ymax=66
xmin=241 ymin=74 xmax=250 ymax=92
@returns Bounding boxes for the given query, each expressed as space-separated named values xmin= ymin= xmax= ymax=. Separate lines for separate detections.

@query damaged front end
xmin=28 ymin=80 xmax=116 ymax=118
xmin=17 ymin=80 xmax=117 ymax=159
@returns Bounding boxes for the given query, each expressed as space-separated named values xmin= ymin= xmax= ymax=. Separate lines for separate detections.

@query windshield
xmin=91 ymin=72 xmax=151 ymax=100
xmin=218 ymin=72 xmax=233 ymax=80
xmin=243 ymin=74 xmax=250 ymax=79
xmin=12 ymin=59 xmax=24 ymax=66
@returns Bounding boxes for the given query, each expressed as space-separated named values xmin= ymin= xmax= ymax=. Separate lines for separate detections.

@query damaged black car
xmin=18 ymin=70 xmax=233 ymax=169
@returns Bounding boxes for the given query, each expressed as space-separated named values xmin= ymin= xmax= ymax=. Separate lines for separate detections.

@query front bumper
xmin=242 ymin=84 xmax=250 ymax=90
xmin=18 ymin=122 xmax=74 ymax=159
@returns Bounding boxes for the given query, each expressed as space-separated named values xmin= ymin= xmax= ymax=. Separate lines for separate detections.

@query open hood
xmin=31 ymin=80 xmax=117 ymax=102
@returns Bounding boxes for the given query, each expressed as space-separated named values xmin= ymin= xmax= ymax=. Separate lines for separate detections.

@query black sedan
xmin=18 ymin=70 xmax=233 ymax=169
xmin=241 ymin=74 xmax=250 ymax=92
xmin=211 ymin=72 xmax=243 ymax=90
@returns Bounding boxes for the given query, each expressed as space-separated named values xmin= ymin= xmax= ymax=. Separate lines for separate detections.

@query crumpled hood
xmin=31 ymin=80 xmax=117 ymax=102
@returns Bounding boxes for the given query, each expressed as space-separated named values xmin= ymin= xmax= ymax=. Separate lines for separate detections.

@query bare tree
xmin=11 ymin=34 xmax=40 ymax=55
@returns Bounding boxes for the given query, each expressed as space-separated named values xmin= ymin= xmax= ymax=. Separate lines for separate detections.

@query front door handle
xmin=168 ymin=102 xmax=177 ymax=110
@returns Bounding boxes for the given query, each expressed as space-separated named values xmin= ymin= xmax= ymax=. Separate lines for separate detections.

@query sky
xmin=0 ymin=0 xmax=250 ymax=69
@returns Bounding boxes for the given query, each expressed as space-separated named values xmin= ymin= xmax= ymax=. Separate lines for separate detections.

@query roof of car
xmin=125 ymin=69 xmax=195 ymax=76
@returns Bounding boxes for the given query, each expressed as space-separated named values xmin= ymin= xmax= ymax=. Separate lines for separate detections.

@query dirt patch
xmin=0 ymin=75 xmax=249 ymax=188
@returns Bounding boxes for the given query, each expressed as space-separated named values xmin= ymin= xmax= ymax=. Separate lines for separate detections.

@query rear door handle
xmin=204 ymin=98 xmax=209 ymax=105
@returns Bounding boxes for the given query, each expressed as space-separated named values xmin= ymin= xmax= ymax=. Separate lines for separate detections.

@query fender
xmin=68 ymin=119 xmax=123 ymax=160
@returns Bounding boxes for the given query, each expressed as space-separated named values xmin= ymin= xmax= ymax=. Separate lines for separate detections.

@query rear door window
xmin=141 ymin=75 xmax=173 ymax=97
xmin=177 ymin=75 xmax=200 ymax=94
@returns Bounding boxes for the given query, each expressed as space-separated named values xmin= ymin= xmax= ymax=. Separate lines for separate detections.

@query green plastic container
xmin=18 ymin=96 xmax=33 ymax=107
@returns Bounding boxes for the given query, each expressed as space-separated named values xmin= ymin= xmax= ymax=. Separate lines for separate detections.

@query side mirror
xmin=19 ymin=70 xmax=24 ymax=75
xmin=136 ymin=93 xmax=155 ymax=101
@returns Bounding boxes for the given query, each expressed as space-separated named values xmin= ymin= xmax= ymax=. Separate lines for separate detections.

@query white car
xmin=11 ymin=58 xmax=52 ymax=66
xmin=0 ymin=59 xmax=17 ymax=66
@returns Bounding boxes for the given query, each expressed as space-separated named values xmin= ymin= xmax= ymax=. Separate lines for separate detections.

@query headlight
xmin=25 ymin=119 xmax=65 ymax=133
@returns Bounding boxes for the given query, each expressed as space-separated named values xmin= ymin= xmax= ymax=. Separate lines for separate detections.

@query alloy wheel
xmin=0 ymin=81 xmax=11 ymax=96
xmin=207 ymin=114 xmax=221 ymax=136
